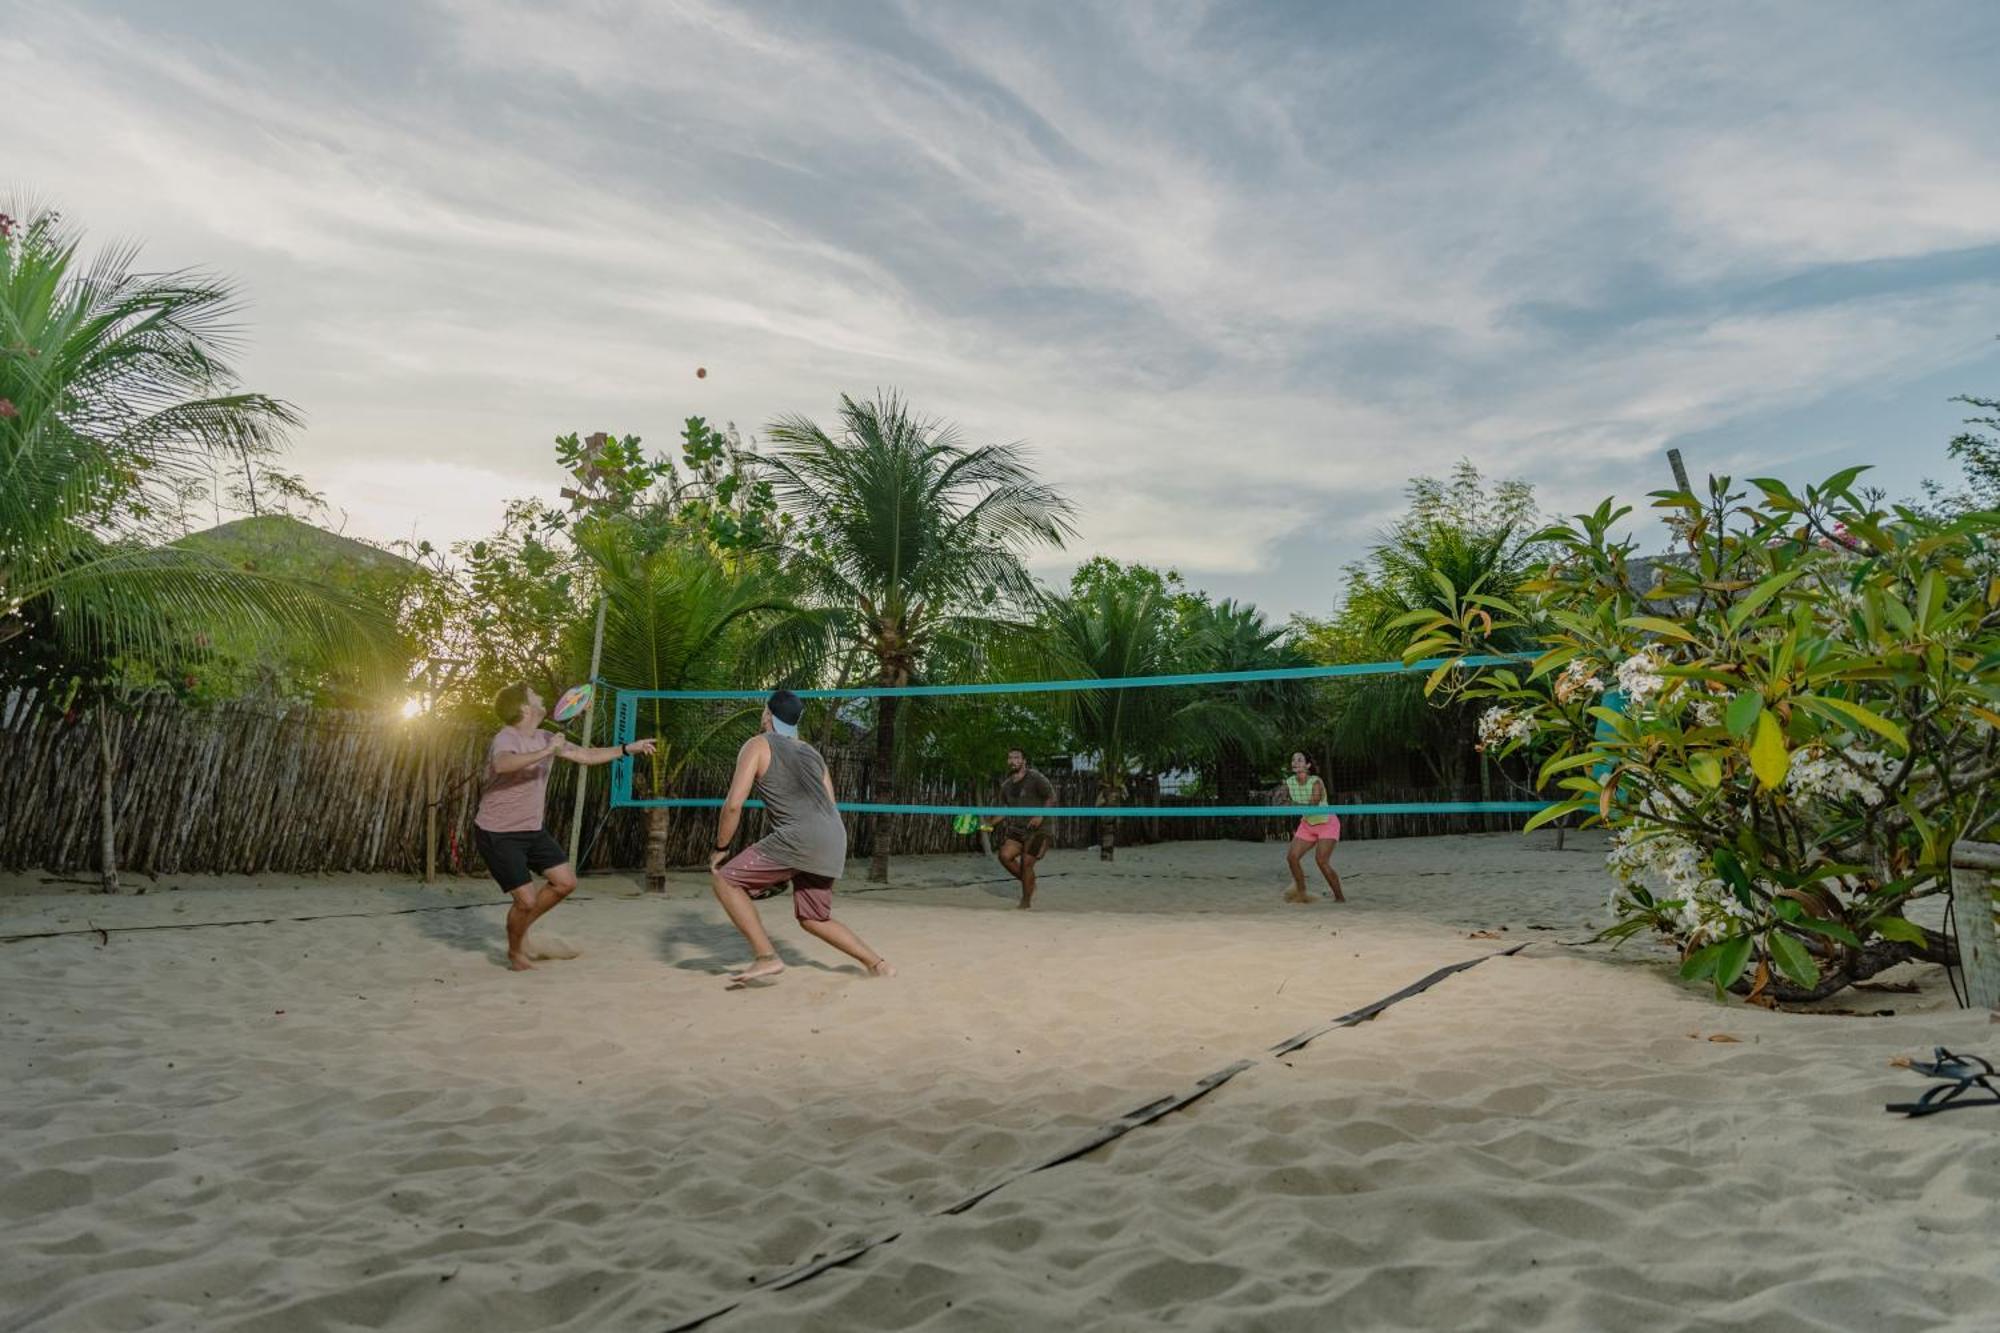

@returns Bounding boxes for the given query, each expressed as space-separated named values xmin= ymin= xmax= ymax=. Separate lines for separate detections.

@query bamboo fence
xmin=0 ymin=700 xmax=1536 ymax=878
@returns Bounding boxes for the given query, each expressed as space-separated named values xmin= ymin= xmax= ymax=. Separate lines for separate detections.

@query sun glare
xmin=400 ymin=697 xmax=424 ymax=719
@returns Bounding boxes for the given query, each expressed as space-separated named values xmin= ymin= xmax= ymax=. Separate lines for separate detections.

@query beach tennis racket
xmin=551 ymin=681 xmax=595 ymax=722
xmin=952 ymin=813 xmax=981 ymax=835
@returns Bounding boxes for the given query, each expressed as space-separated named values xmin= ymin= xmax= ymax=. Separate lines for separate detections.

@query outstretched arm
xmin=557 ymin=737 xmax=656 ymax=768
xmin=711 ymin=738 xmax=767 ymax=865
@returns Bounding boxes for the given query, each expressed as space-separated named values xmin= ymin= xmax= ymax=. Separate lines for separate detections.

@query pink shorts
xmin=1292 ymin=816 xmax=1341 ymax=843
xmin=714 ymin=845 xmax=834 ymax=922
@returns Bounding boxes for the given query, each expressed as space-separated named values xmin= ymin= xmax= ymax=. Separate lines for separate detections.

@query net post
xmin=1951 ymin=840 xmax=2000 ymax=1012
xmin=612 ymin=689 xmax=637 ymax=808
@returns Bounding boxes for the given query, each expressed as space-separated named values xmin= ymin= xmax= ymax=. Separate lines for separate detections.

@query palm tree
xmin=1182 ymin=597 xmax=1311 ymax=813
xmin=1 ymin=203 xmax=389 ymax=890
xmin=761 ymin=392 xmax=1076 ymax=881
xmin=1044 ymin=582 xmax=1268 ymax=859
xmin=1320 ymin=511 xmax=1542 ymax=788
xmin=581 ymin=531 xmax=823 ymax=892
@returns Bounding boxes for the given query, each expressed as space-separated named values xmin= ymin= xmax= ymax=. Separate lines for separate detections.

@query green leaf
xmin=1714 ymin=935 xmax=1754 ymax=992
xmin=1423 ymin=657 xmax=1458 ymax=696
xmin=1796 ymin=696 xmax=1909 ymax=753
xmin=1539 ymin=750 xmax=1610 ymax=784
xmin=1711 ymin=845 xmax=1753 ymax=896
xmin=1522 ymin=800 xmax=1590 ymax=834
xmin=1791 ymin=916 xmax=1863 ymax=949
xmin=1528 ymin=646 xmax=1582 ymax=681
xmin=1619 ymin=615 xmax=1699 ymax=643
xmin=1724 ymin=691 xmax=1764 ymax=737
xmin=1767 ymin=931 xmax=1820 ymax=989
xmin=1869 ymin=916 xmax=1927 ymax=946
xmin=1690 ymin=753 xmax=1723 ymax=788
xmin=1749 ymin=711 xmax=1791 ymax=789
xmin=1727 ymin=569 xmax=1806 ymax=632
xmin=1680 ymin=942 xmax=1725 ymax=982
xmin=1383 ymin=607 xmax=1451 ymax=632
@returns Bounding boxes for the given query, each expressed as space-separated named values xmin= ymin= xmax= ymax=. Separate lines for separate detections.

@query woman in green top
xmin=1278 ymin=752 xmax=1344 ymax=903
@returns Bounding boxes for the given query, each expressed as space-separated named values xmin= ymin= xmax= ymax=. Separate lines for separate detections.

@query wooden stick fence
xmin=0 ymin=702 xmax=1536 ymax=878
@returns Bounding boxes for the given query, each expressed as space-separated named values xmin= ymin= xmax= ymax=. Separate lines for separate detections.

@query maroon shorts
xmin=714 ymin=845 xmax=834 ymax=922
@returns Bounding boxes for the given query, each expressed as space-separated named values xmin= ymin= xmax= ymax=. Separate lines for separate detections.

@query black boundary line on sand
xmin=659 ymin=941 xmax=1532 ymax=1333
xmin=0 ymin=898 xmax=576 ymax=944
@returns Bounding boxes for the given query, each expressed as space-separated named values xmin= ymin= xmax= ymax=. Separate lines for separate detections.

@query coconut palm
xmin=1181 ymin=596 xmax=1312 ymax=808
xmin=1320 ymin=507 xmax=1543 ymax=787
xmin=761 ymin=392 xmax=1075 ymax=881
xmin=580 ymin=530 xmax=824 ymax=891
xmin=1 ymin=203 xmax=389 ymax=890
xmin=0 ymin=204 xmax=374 ymax=666
xmin=1043 ymin=582 xmax=1269 ymax=859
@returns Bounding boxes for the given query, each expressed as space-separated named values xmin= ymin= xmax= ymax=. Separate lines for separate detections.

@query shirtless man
xmin=994 ymin=747 xmax=1057 ymax=909
xmin=708 ymin=689 xmax=893 ymax=985
xmin=474 ymin=682 xmax=655 ymax=971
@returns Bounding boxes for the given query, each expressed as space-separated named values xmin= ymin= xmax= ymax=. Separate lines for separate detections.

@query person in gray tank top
xmin=709 ymin=690 xmax=895 ymax=985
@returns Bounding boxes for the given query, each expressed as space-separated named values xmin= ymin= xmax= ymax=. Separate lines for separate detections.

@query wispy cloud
xmin=8 ymin=0 xmax=1998 ymax=614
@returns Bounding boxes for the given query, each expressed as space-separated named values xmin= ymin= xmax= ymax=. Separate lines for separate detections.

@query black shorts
xmin=474 ymin=826 xmax=569 ymax=893
xmin=996 ymin=825 xmax=1051 ymax=858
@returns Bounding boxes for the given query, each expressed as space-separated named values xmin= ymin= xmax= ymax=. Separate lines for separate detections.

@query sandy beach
xmin=3 ymin=832 xmax=1995 ymax=1331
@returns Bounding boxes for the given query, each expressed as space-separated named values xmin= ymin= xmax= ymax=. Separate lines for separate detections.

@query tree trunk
xmin=97 ymin=700 xmax=119 ymax=894
xmin=646 ymin=807 xmax=668 ymax=893
xmin=868 ymin=694 xmax=898 ymax=882
xmin=1731 ymin=930 xmax=1958 ymax=1004
xmin=1098 ymin=775 xmax=1118 ymax=862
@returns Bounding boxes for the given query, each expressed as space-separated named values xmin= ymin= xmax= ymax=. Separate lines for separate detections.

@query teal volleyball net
xmin=604 ymin=658 xmax=1545 ymax=830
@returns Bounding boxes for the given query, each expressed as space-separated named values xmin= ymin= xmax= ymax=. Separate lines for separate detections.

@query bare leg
xmin=998 ymin=839 xmax=1034 ymax=909
xmin=799 ymin=917 xmax=894 ymax=975
xmin=710 ymin=871 xmax=783 ymax=981
xmin=1284 ymin=838 xmax=1312 ymax=902
xmin=522 ymin=865 xmax=578 ymax=959
xmin=1315 ymin=841 xmax=1345 ymax=902
xmin=505 ymin=886 xmax=539 ymax=970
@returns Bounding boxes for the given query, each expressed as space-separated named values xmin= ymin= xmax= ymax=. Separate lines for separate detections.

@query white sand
xmin=3 ymin=834 xmax=1995 ymax=1331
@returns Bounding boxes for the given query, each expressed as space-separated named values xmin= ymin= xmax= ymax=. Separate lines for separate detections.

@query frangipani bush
xmin=1402 ymin=469 xmax=2000 ymax=1002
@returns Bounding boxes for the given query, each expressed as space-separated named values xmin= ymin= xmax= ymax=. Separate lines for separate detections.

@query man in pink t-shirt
xmin=475 ymin=682 xmax=654 ymax=971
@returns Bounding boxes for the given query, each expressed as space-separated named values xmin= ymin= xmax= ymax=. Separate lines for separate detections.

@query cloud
xmin=8 ymin=0 xmax=1998 ymax=615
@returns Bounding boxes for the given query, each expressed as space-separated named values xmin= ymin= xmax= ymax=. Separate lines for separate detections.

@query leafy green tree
xmin=1417 ymin=468 xmax=1994 ymax=1001
xmin=0 ymin=203 xmax=388 ymax=889
xmin=1042 ymin=580 xmax=1268 ymax=859
xmin=1918 ymin=388 xmax=2000 ymax=515
xmin=762 ymin=392 xmax=1076 ymax=881
xmin=581 ymin=529 xmax=822 ymax=890
xmin=1299 ymin=460 xmax=1545 ymax=788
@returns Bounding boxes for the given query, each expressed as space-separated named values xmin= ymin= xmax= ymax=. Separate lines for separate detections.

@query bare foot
xmin=508 ymin=952 xmax=537 ymax=971
xmin=1016 ymin=890 xmax=1034 ymax=910
xmin=1283 ymin=888 xmax=1310 ymax=904
xmin=727 ymin=955 xmax=785 ymax=986
xmin=869 ymin=959 xmax=897 ymax=978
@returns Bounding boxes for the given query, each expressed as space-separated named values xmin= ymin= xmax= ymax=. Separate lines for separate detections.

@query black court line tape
xmin=0 ymin=898 xmax=582 ymax=944
xmin=660 ymin=942 xmax=1529 ymax=1332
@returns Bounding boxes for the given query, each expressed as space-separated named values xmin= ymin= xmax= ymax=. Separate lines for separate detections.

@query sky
xmin=8 ymin=0 xmax=2000 ymax=618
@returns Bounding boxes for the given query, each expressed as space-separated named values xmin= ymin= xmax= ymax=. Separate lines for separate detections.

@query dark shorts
xmin=996 ymin=825 xmax=1051 ymax=858
xmin=474 ymin=826 xmax=570 ymax=894
xmin=714 ymin=845 xmax=835 ymax=922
